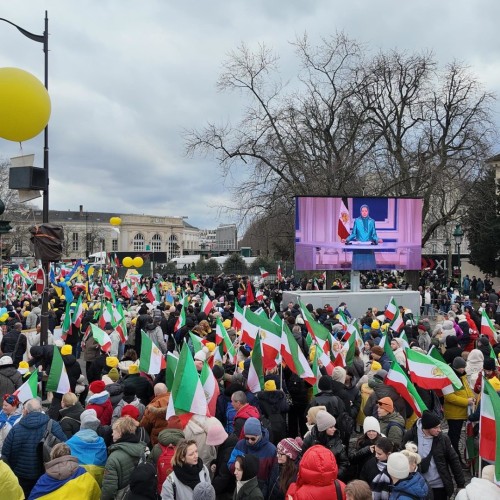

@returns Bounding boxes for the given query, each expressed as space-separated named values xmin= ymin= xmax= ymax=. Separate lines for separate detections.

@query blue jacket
xmin=1 ymin=411 xmax=67 ymax=480
xmin=66 ymin=429 xmax=107 ymax=466
xmin=389 ymin=472 xmax=429 ymax=499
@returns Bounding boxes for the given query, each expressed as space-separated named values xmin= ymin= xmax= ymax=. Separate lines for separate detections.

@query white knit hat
xmin=316 ymin=410 xmax=336 ymax=432
xmin=363 ymin=416 xmax=381 ymax=435
xmin=387 ymin=452 xmax=410 ymax=480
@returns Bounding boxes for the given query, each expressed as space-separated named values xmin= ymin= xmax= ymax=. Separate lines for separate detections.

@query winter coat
xmin=0 ymin=460 xmax=24 ymax=499
xmin=150 ymin=428 xmax=186 ymax=465
xmin=28 ymin=455 xmax=100 ymax=500
xmin=378 ymin=411 xmax=406 ymax=448
xmin=2 ymin=411 xmax=67 ymax=480
xmin=0 ymin=364 xmax=23 ymax=400
xmin=307 ymin=390 xmax=345 ymax=419
xmin=212 ymin=433 xmax=239 ymax=499
xmin=228 ymin=429 xmax=277 ymax=498
xmin=161 ymin=461 xmax=211 ymax=500
xmin=83 ymin=335 xmax=101 ymax=363
xmin=111 ymin=396 xmax=145 ymax=424
xmin=59 ymin=401 xmax=84 ymax=438
xmin=286 ymin=445 xmax=346 ymax=500
xmin=234 ymin=476 xmax=264 ymax=500
xmin=183 ymin=415 xmax=217 ymax=467
xmin=140 ymin=392 xmax=170 ymax=446
xmin=0 ymin=331 xmax=27 ymax=366
xmin=86 ymin=354 xmax=108 ymax=384
xmin=301 ymin=425 xmax=349 ymax=482
xmin=454 ymin=476 xmax=500 ymax=500
xmin=267 ymin=461 xmax=297 ymax=500
xmin=256 ymin=390 xmax=289 ymax=444
xmin=402 ymin=422 xmax=465 ymax=497
xmin=86 ymin=390 xmax=113 ymax=425
xmin=101 ymin=434 xmax=147 ymax=500
xmin=348 ymin=437 xmax=377 ymax=480
xmin=233 ymin=402 xmax=261 ymax=439
xmin=26 ymin=306 xmax=41 ymax=329
xmin=465 ymin=350 xmax=484 ymax=389
xmin=443 ymin=372 xmax=473 ymax=420
xmin=442 ymin=336 xmax=463 ymax=365
xmin=330 ymin=380 xmax=352 ymax=412
xmin=104 ymin=380 xmax=124 ymax=408
xmin=389 ymin=472 xmax=429 ymax=499
xmin=123 ymin=373 xmax=154 ymax=406
xmin=144 ymin=325 xmax=167 ymax=354
xmin=364 ymin=382 xmax=406 ymax=419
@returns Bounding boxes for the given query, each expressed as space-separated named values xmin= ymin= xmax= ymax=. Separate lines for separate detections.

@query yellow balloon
xmin=122 ymin=256 xmax=133 ymax=268
xmin=110 ymin=216 xmax=121 ymax=226
xmin=0 ymin=313 xmax=8 ymax=322
xmin=133 ymin=256 xmax=144 ymax=268
xmin=0 ymin=67 xmax=51 ymax=142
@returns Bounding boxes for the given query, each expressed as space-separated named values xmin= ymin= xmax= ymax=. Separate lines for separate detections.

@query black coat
xmin=59 ymin=401 xmax=84 ymax=438
xmin=123 ymin=373 xmax=154 ymax=406
xmin=1 ymin=330 xmax=27 ymax=366
xmin=212 ymin=434 xmax=238 ymax=498
xmin=307 ymin=390 xmax=345 ymax=418
xmin=62 ymin=354 xmax=81 ymax=393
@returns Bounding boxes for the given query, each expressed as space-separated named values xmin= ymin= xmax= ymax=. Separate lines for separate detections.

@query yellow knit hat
xmin=106 ymin=356 xmax=119 ymax=368
xmin=61 ymin=345 xmax=72 ymax=356
xmin=223 ymin=319 xmax=231 ymax=329
xmin=19 ymin=361 xmax=29 ymax=369
xmin=129 ymin=364 xmax=139 ymax=374
xmin=205 ymin=342 xmax=216 ymax=352
xmin=371 ymin=360 xmax=382 ymax=371
xmin=264 ymin=380 xmax=277 ymax=391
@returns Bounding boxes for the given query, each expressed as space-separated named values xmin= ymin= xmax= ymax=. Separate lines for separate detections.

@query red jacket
xmin=287 ymin=445 xmax=346 ymax=500
xmin=87 ymin=398 xmax=113 ymax=426
xmin=234 ymin=403 xmax=260 ymax=439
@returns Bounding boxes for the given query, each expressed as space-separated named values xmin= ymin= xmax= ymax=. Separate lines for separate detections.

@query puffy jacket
xmin=0 ymin=459 xmax=24 ymax=499
xmin=104 ymin=381 xmax=124 ymax=408
xmin=454 ymin=476 xmax=500 ymax=500
xmin=443 ymin=372 xmax=473 ymax=420
xmin=183 ymin=415 xmax=216 ymax=467
xmin=286 ymin=445 xmax=346 ymax=500
xmin=101 ymin=434 xmax=147 ymax=500
xmin=140 ymin=392 xmax=170 ymax=446
xmin=26 ymin=307 xmax=41 ymax=329
xmin=301 ymin=425 xmax=349 ymax=481
xmin=123 ymin=373 xmax=154 ymax=406
xmin=389 ymin=471 xmax=429 ymax=499
xmin=0 ymin=331 xmax=27 ymax=366
xmin=0 ymin=364 xmax=23 ymax=400
xmin=1 ymin=411 xmax=67 ymax=480
xmin=307 ymin=391 xmax=345 ymax=419
xmin=86 ymin=391 xmax=113 ymax=425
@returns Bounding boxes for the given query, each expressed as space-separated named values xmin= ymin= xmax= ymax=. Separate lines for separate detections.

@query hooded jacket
xmin=86 ymin=390 xmax=113 ymax=425
xmin=0 ymin=363 xmax=22 ymax=399
xmin=390 ymin=471 xmax=429 ymax=499
xmin=454 ymin=476 xmax=500 ymax=500
xmin=443 ymin=335 xmax=462 ymax=365
xmin=59 ymin=401 xmax=84 ymax=438
xmin=443 ymin=372 xmax=473 ymax=420
xmin=286 ymin=445 xmax=346 ymax=500
xmin=139 ymin=392 xmax=170 ymax=446
xmin=150 ymin=428 xmax=186 ymax=464
xmin=233 ymin=403 xmax=261 ymax=439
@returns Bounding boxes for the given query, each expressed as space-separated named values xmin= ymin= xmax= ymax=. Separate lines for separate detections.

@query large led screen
xmin=295 ymin=197 xmax=423 ymax=271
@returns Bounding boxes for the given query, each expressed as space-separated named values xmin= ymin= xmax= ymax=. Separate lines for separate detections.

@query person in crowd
xmin=140 ymin=382 xmax=170 ymax=447
xmin=1 ymin=323 xmax=27 ymax=367
xmin=348 ymin=416 xmax=382 ymax=481
xmin=86 ymin=379 xmax=113 ymax=425
xmin=301 ymin=410 xmax=349 ymax=481
xmin=345 ymin=479 xmax=372 ymax=500
xmin=28 ymin=443 xmax=100 ymax=499
xmin=233 ymin=454 xmax=264 ymax=500
xmin=59 ymin=391 xmax=84 ymax=438
xmin=455 ymin=464 xmax=500 ymax=499
xmin=307 ymin=375 xmax=345 ymax=419
xmin=386 ymin=451 xmax=429 ymax=499
xmin=0 ymin=393 xmax=22 ymax=450
xmin=284 ymin=366 xmax=309 ymax=438
xmin=183 ymin=414 xmax=217 ymax=467
xmin=111 ymin=384 xmax=146 ymax=424
xmin=362 ymin=436 xmax=393 ymax=500
xmin=473 ymin=356 xmax=499 ymax=394
xmin=390 ymin=338 xmax=406 ymax=367
xmin=0 ymin=459 xmax=24 ymax=499
xmin=121 ymin=404 xmax=151 ymax=448
xmin=268 ymin=437 xmax=302 ymax=500
xmin=442 ymin=335 xmax=463 ymax=365
xmin=101 ymin=416 xmax=148 ymax=500
xmin=0 ymin=355 xmax=22 ymax=400
xmin=123 ymin=364 xmax=154 ymax=406
xmin=402 ymin=410 xmax=465 ymax=500
xmin=231 ymin=390 xmax=261 ymax=439
xmin=364 ymin=370 xmax=406 ymax=420
xmin=370 ymin=346 xmax=391 ymax=371
xmin=1 ymin=398 xmax=67 ymax=497
xmin=256 ymin=379 xmax=289 ymax=445
xmin=465 ymin=349 xmax=484 ymax=389
xmin=376 ymin=397 xmax=406 ymax=448
xmin=161 ymin=439 xmax=211 ymax=500
xmin=286 ymin=445 xmax=346 ymax=499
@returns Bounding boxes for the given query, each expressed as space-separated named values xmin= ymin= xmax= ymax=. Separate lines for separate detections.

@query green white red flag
xmin=277 ymin=264 xmax=282 ymax=282
xmin=385 ymin=297 xmax=404 ymax=332
xmin=280 ymin=322 xmax=316 ymax=385
xmin=61 ymin=302 xmax=72 ymax=340
xmin=71 ymin=294 xmax=84 ymax=329
xmin=406 ymin=348 xmax=462 ymax=392
xmin=166 ymin=343 xmax=207 ymax=418
xmin=140 ymin=330 xmax=166 ymax=375
xmin=247 ymin=332 xmax=265 ymax=393
xmin=385 ymin=361 xmax=428 ymax=417
xmin=165 ymin=352 xmax=178 ymax=392
xmin=46 ymin=346 xmax=71 ymax=395
xmin=481 ymin=310 xmax=497 ymax=346
xmin=232 ymin=301 xmax=244 ymax=331
xmin=90 ymin=323 xmax=112 ymax=352
xmin=479 ymin=378 xmax=500 ymax=482
xmin=259 ymin=267 xmax=269 ymax=278
xmin=175 ymin=295 xmax=189 ymax=331
xmin=215 ymin=317 xmax=236 ymax=357
xmin=337 ymin=198 xmax=350 ymax=240
xmin=201 ymin=293 xmax=213 ymax=315
xmin=14 ymin=370 xmax=39 ymax=403
xmin=200 ymin=361 xmax=220 ymax=417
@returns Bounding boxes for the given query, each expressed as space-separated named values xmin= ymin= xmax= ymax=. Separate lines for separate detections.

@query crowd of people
xmin=0 ymin=270 xmax=499 ymax=500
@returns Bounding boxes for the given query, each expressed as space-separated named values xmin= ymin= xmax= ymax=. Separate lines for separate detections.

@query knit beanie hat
xmin=129 ymin=364 xmax=140 ymax=374
xmin=102 ymin=375 xmax=114 ymax=386
xmin=387 ymin=452 xmax=410 ymax=480
xmin=243 ymin=417 xmax=262 ymax=437
xmin=108 ymin=367 xmax=120 ymax=382
xmin=277 ymin=437 xmax=303 ymax=461
xmin=332 ymin=367 xmax=347 ymax=384
xmin=193 ymin=482 xmax=216 ymax=500
xmin=479 ymin=336 xmax=490 ymax=347
xmin=370 ymin=361 xmax=382 ymax=371
xmin=61 ymin=344 xmax=72 ymax=355
xmin=206 ymin=417 xmax=228 ymax=446
xmin=89 ymin=380 xmax=105 ymax=394
xmin=106 ymin=356 xmax=119 ymax=368
xmin=306 ymin=405 xmax=326 ymax=424
xmin=240 ymin=454 xmax=260 ymax=481
xmin=363 ymin=416 xmax=381 ymax=435
xmin=316 ymin=410 xmax=336 ymax=432
xmin=0 ymin=356 xmax=13 ymax=366
xmin=421 ymin=410 xmax=441 ymax=430
xmin=452 ymin=357 xmax=466 ymax=370
xmin=377 ymin=397 xmax=394 ymax=413
xmin=264 ymin=380 xmax=277 ymax=391
xmin=121 ymin=404 xmax=140 ymax=420
xmin=317 ymin=375 xmax=332 ymax=391
xmin=483 ymin=357 xmax=496 ymax=371
xmin=80 ymin=409 xmax=100 ymax=430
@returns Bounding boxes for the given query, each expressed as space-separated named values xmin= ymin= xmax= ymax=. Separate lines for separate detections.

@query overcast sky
xmin=1 ymin=1 xmax=499 ymax=230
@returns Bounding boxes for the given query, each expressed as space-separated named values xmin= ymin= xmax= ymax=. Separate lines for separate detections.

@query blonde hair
xmin=62 ymin=392 xmax=78 ymax=407
xmin=344 ymin=479 xmax=372 ymax=500
xmin=171 ymin=440 xmax=197 ymax=466
xmin=306 ymin=405 xmax=326 ymax=424
xmin=50 ymin=443 xmax=71 ymax=460
xmin=112 ymin=416 xmax=138 ymax=436
xmin=402 ymin=442 xmax=421 ymax=467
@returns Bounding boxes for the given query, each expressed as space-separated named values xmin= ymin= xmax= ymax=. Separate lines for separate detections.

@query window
xmin=112 ymin=239 xmax=118 ymax=251
xmin=431 ymin=243 xmax=437 ymax=254
xmin=152 ymin=233 xmax=162 ymax=251
xmin=72 ymin=233 xmax=79 ymax=252
xmin=133 ymin=233 xmax=145 ymax=251
xmin=14 ymin=240 xmax=22 ymax=254
xmin=168 ymin=234 xmax=178 ymax=259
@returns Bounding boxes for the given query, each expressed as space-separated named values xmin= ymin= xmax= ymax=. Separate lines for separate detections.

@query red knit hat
xmin=121 ymin=404 xmax=140 ymax=420
xmin=89 ymin=380 xmax=105 ymax=394
xmin=277 ymin=437 xmax=303 ymax=461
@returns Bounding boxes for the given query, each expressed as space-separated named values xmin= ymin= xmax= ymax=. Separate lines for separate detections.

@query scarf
xmin=0 ymin=410 xmax=21 ymax=430
xmin=173 ymin=459 xmax=204 ymax=490
xmin=236 ymin=479 xmax=251 ymax=494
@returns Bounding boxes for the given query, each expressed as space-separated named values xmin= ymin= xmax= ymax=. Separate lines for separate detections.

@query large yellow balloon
xmin=122 ymin=256 xmax=133 ymax=268
xmin=0 ymin=67 xmax=51 ymax=142
xmin=133 ymin=256 xmax=144 ymax=268
xmin=0 ymin=313 xmax=9 ymax=322
xmin=110 ymin=217 xmax=121 ymax=226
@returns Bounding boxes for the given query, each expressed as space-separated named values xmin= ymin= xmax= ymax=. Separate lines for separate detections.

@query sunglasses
xmin=245 ymin=436 xmax=258 ymax=442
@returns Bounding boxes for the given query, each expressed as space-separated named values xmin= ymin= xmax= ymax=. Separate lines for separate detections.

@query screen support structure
xmin=350 ymin=271 xmax=361 ymax=292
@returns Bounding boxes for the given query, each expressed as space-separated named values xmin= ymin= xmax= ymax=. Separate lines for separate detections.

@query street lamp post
xmin=444 ymin=238 xmax=451 ymax=285
xmin=453 ymin=224 xmax=464 ymax=290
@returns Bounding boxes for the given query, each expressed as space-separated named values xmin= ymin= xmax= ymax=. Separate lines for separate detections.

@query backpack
xmin=117 ymin=446 xmax=149 ymax=500
xmin=385 ymin=420 xmax=406 ymax=439
xmin=336 ymin=411 xmax=355 ymax=442
xmin=127 ymin=461 xmax=159 ymax=500
xmin=38 ymin=420 xmax=64 ymax=464
xmin=157 ymin=443 xmax=176 ymax=494
xmin=259 ymin=399 xmax=287 ymax=445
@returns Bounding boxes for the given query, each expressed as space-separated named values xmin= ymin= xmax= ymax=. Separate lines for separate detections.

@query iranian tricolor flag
xmin=71 ymin=294 xmax=84 ymax=329
xmin=247 ymin=333 xmax=265 ymax=393
xmin=165 ymin=352 xmax=179 ymax=392
xmin=481 ymin=310 xmax=497 ymax=346
xmin=201 ymin=293 xmax=213 ymax=315
xmin=61 ymin=302 xmax=72 ymax=340
xmin=190 ymin=273 xmax=199 ymax=286
xmin=299 ymin=301 xmax=331 ymax=345
xmin=311 ymin=342 xmax=324 ymax=395
xmin=98 ymin=301 xmax=113 ymax=330
xmin=233 ymin=302 xmax=244 ymax=331
xmin=14 ymin=370 xmax=39 ymax=403
xmin=406 ymin=348 xmax=462 ymax=391
xmin=103 ymin=278 xmax=113 ymax=300
xmin=343 ymin=322 xmax=358 ymax=366
xmin=277 ymin=264 xmax=282 ymax=282
xmin=385 ymin=297 xmax=404 ymax=332
xmin=479 ymin=378 xmax=500 ymax=482
xmin=200 ymin=361 xmax=220 ymax=416
xmin=166 ymin=343 xmax=207 ymax=418
xmin=280 ymin=323 xmax=316 ymax=385
xmin=120 ymin=280 xmax=132 ymax=299
xmin=385 ymin=361 xmax=428 ymax=417
xmin=337 ymin=198 xmax=350 ymax=240
xmin=46 ymin=346 xmax=71 ymax=395
xmin=260 ymin=268 xmax=269 ymax=278
xmin=115 ymin=301 xmax=128 ymax=343
xmin=90 ymin=323 xmax=112 ymax=352
xmin=215 ymin=318 xmax=236 ymax=357
xmin=175 ymin=295 xmax=189 ymax=331
xmin=140 ymin=330 xmax=166 ymax=375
